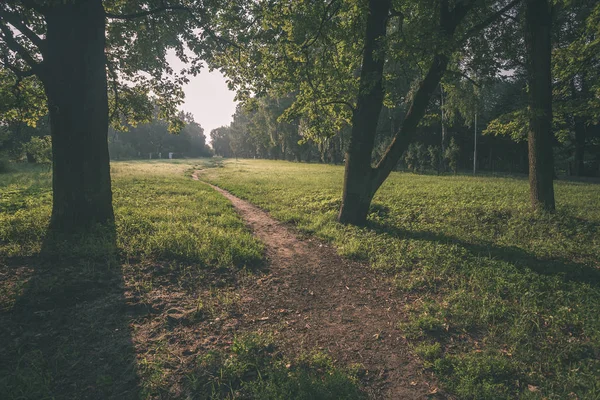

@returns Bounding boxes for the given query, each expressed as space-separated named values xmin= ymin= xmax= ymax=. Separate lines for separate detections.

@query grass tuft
xmin=187 ymin=333 xmax=364 ymax=399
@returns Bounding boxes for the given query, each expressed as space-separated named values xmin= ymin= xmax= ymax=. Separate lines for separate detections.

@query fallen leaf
xmin=528 ymin=385 xmax=539 ymax=392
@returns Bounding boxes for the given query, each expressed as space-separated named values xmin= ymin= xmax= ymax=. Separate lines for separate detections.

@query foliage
xmin=444 ymin=138 xmax=460 ymax=174
xmin=21 ymin=135 xmax=51 ymax=164
xmin=108 ymin=112 xmax=211 ymax=160
xmin=214 ymin=0 xmax=524 ymax=144
xmin=403 ymin=142 xmax=428 ymax=173
xmin=202 ymin=159 xmax=600 ymax=399
xmin=428 ymin=145 xmax=441 ymax=173
xmin=0 ymin=156 xmax=11 ymax=174
xmin=0 ymin=71 xmax=47 ymax=128
xmin=210 ymin=99 xmax=338 ymax=162
xmin=0 ymin=1 xmax=239 ymax=134
xmin=483 ymin=109 xmax=528 ymax=141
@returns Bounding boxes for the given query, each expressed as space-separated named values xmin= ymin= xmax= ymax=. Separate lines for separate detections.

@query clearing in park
xmin=1 ymin=159 xmax=599 ymax=399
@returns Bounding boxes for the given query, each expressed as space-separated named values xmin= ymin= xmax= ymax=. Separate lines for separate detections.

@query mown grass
xmin=201 ymin=159 xmax=600 ymax=400
xmin=0 ymin=160 xmax=260 ymax=264
xmin=0 ymin=159 xmax=362 ymax=399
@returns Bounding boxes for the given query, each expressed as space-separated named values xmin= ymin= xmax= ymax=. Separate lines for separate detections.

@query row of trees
xmin=1 ymin=0 xmax=598 ymax=232
xmin=0 ymin=108 xmax=211 ymax=163
xmin=209 ymin=72 xmax=599 ymax=177
xmin=108 ymin=112 xmax=212 ymax=160
xmin=211 ymin=0 xmax=599 ymax=222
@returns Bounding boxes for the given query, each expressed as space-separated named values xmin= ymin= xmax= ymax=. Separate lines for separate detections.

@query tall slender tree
xmin=524 ymin=0 xmax=555 ymax=211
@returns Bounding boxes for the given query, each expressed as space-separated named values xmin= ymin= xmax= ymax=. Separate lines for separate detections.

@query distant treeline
xmin=210 ymin=78 xmax=600 ymax=177
xmin=108 ymin=112 xmax=212 ymax=160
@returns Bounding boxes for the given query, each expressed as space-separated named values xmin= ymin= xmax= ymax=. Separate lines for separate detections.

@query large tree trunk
xmin=337 ymin=0 xmax=391 ymax=225
xmin=524 ymin=0 xmax=555 ymax=211
xmin=43 ymin=0 xmax=114 ymax=232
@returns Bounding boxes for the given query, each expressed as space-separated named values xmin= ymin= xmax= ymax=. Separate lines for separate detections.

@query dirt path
xmin=192 ymin=172 xmax=442 ymax=399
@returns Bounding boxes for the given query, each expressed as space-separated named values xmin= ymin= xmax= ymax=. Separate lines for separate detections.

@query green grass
xmin=201 ymin=159 xmax=600 ymax=400
xmin=188 ymin=333 xmax=364 ymax=400
xmin=0 ymin=160 xmax=263 ymax=264
xmin=0 ymin=159 xmax=362 ymax=399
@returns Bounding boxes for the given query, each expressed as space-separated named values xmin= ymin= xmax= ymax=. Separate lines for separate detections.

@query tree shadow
xmin=367 ymin=219 xmax=600 ymax=287
xmin=0 ymin=227 xmax=140 ymax=399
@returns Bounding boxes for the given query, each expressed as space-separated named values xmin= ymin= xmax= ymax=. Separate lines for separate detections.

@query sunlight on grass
xmin=2 ymin=159 xmax=598 ymax=399
xmin=202 ymin=159 xmax=600 ymax=400
xmin=0 ymin=159 xmax=365 ymax=399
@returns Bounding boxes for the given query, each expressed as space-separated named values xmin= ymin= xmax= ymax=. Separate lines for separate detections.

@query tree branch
xmin=105 ymin=5 xmax=189 ymax=20
xmin=0 ymin=10 xmax=45 ymax=53
xmin=301 ymin=0 xmax=341 ymax=50
xmin=4 ymin=0 xmax=47 ymax=14
xmin=0 ymin=21 xmax=40 ymax=72
xmin=106 ymin=4 xmax=243 ymax=51
xmin=446 ymin=69 xmax=481 ymax=87
xmin=322 ymin=100 xmax=356 ymax=112
xmin=458 ymin=0 xmax=522 ymax=43
xmin=0 ymin=53 xmax=35 ymax=77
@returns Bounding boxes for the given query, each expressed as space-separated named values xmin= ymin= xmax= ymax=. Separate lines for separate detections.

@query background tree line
xmin=209 ymin=74 xmax=599 ymax=177
xmin=108 ymin=111 xmax=212 ymax=160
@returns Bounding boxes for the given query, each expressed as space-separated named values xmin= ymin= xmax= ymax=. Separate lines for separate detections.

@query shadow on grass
xmin=0 ymin=227 xmax=140 ymax=400
xmin=367 ymin=219 xmax=600 ymax=287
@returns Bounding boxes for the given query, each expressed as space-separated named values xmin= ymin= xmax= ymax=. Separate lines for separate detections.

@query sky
xmin=166 ymin=52 xmax=238 ymax=139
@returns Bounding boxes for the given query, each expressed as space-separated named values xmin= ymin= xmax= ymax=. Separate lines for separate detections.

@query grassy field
xmin=201 ymin=159 xmax=600 ymax=400
xmin=0 ymin=160 xmax=362 ymax=399
xmin=2 ymin=158 xmax=599 ymax=399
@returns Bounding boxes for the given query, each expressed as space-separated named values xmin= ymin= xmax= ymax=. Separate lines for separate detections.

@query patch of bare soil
xmin=193 ymin=172 xmax=443 ymax=399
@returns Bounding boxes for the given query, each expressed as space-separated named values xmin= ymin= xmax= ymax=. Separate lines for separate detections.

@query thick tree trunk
xmin=338 ymin=0 xmax=391 ymax=225
xmin=43 ymin=0 xmax=114 ymax=232
xmin=524 ymin=0 xmax=555 ymax=211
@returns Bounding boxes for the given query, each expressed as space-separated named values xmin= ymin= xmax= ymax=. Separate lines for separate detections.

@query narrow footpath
xmin=192 ymin=171 xmax=443 ymax=399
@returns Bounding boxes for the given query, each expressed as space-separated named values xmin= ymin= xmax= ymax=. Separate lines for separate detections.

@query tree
xmin=217 ymin=0 xmax=524 ymax=225
xmin=108 ymin=111 xmax=210 ymax=159
xmin=210 ymin=127 xmax=234 ymax=158
xmin=444 ymin=137 xmax=460 ymax=174
xmin=0 ymin=1 xmax=226 ymax=232
xmin=428 ymin=145 xmax=442 ymax=174
xmin=524 ymin=0 xmax=555 ymax=211
xmin=553 ymin=1 xmax=600 ymax=177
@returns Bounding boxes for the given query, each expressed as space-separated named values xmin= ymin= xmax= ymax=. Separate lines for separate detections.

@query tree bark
xmin=337 ymin=0 xmax=472 ymax=225
xmin=524 ymin=0 xmax=555 ymax=211
xmin=372 ymin=54 xmax=450 ymax=188
xmin=371 ymin=0 xmax=471 ymax=189
xmin=43 ymin=0 xmax=114 ymax=232
xmin=337 ymin=0 xmax=391 ymax=225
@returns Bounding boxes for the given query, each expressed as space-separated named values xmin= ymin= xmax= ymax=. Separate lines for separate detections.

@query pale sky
xmin=167 ymin=52 xmax=238 ymax=139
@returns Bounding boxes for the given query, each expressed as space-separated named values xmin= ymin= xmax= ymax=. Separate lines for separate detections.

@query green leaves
xmin=0 ymin=70 xmax=46 ymax=127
